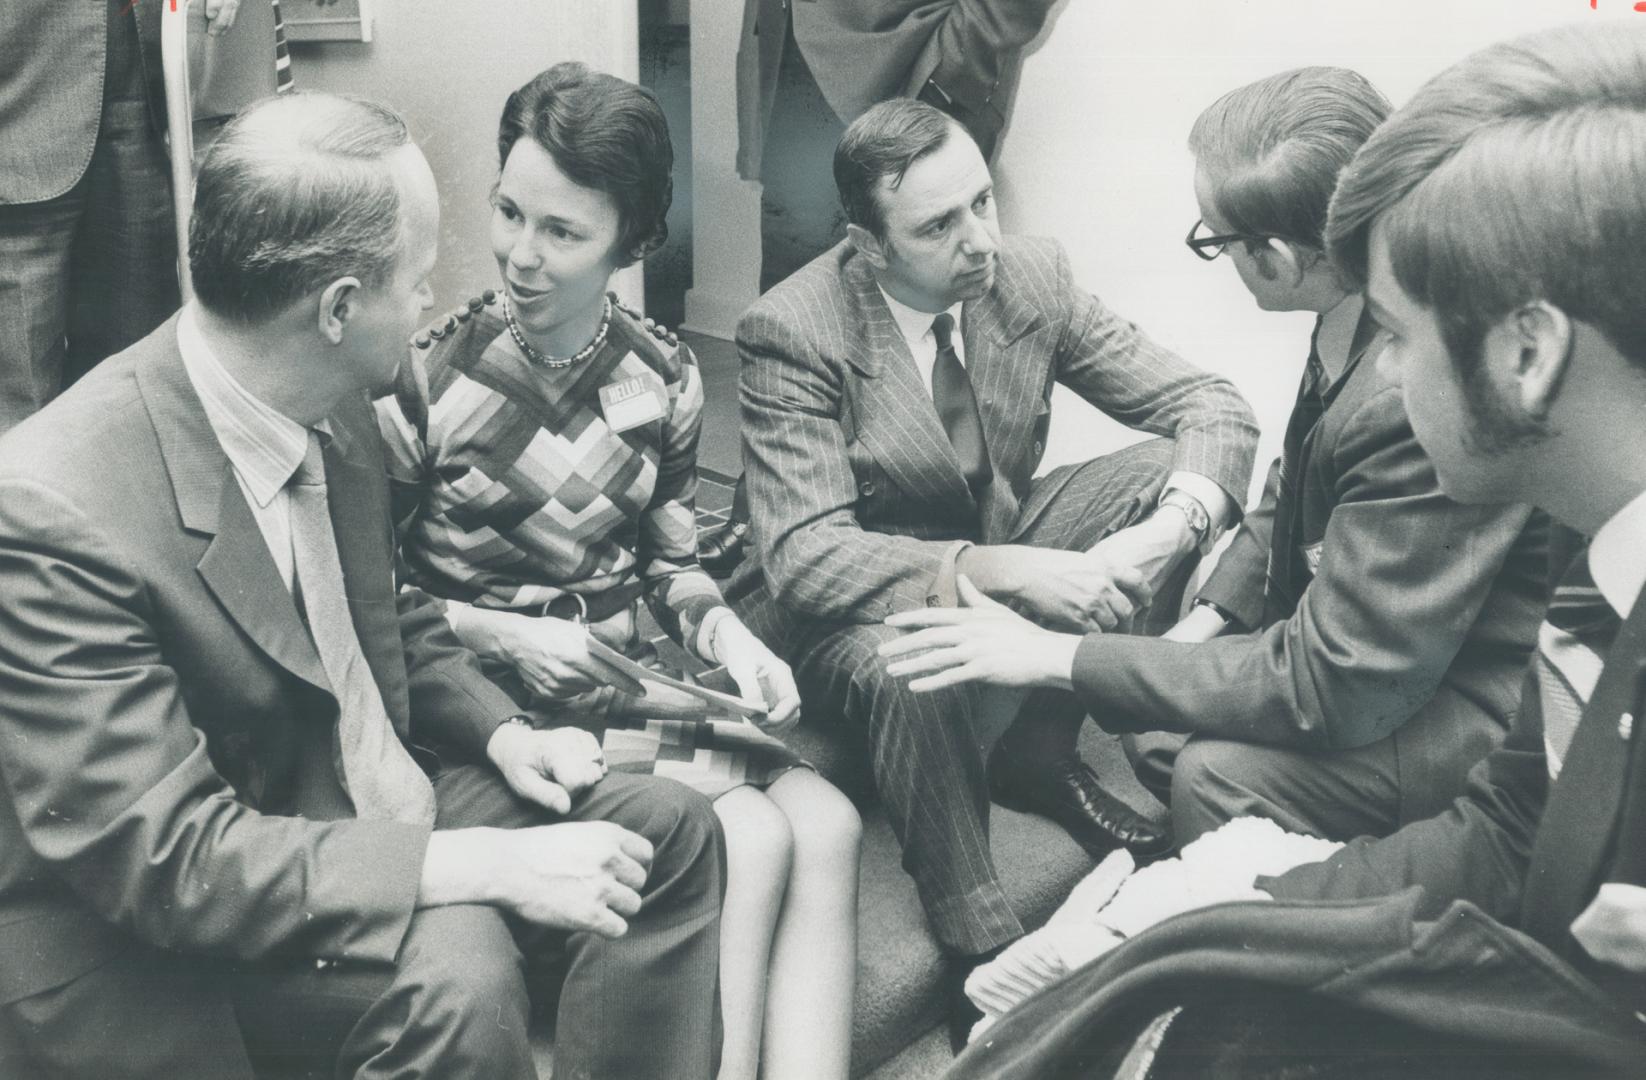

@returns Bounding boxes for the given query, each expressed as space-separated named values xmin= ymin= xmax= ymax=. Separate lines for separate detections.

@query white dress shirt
xmin=875 ymin=286 xmax=1234 ymax=531
xmin=1588 ymin=485 xmax=1646 ymax=619
xmin=177 ymin=303 xmax=327 ymax=591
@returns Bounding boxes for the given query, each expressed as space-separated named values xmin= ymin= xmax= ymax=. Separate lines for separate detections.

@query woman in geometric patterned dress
xmin=376 ymin=63 xmax=860 ymax=1080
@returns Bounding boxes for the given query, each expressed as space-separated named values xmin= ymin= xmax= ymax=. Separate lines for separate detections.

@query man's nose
xmin=960 ymin=214 xmax=997 ymax=258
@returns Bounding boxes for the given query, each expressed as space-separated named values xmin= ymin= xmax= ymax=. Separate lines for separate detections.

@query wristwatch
xmin=1157 ymin=489 xmax=1213 ymax=548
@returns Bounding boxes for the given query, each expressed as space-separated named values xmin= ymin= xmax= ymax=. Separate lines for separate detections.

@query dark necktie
xmin=1519 ymin=545 xmax=1633 ymax=953
xmin=930 ymin=313 xmax=993 ymax=500
xmin=289 ymin=433 xmax=436 ymax=826
xmin=1265 ymin=342 xmax=1330 ymax=615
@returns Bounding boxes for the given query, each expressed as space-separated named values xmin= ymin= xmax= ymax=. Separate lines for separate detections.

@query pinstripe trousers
xmin=786 ymin=438 xmax=1181 ymax=955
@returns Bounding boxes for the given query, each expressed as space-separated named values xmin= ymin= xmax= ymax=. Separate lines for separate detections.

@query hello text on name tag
xmin=599 ymin=375 xmax=667 ymax=433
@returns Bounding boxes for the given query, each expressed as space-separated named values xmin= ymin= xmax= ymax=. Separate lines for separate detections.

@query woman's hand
xmin=496 ymin=613 xmax=645 ymax=700
xmin=879 ymin=576 xmax=1082 ymax=693
xmin=713 ymin=617 xmax=802 ymax=732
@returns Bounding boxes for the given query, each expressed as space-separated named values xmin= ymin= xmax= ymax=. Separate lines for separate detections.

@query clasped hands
xmin=879 ymin=516 xmax=1188 ymax=692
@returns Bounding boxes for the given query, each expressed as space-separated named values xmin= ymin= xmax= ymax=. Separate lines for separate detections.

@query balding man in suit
xmin=0 ymin=91 xmax=724 ymax=1080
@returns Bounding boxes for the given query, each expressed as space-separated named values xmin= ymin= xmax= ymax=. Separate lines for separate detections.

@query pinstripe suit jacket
xmin=726 ymin=236 xmax=1259 ymax=648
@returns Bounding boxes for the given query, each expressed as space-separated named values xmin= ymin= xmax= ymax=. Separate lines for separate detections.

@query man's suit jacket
xmin=0 ymin=0 xmax=165 ymax=204
xmin=1069 ymin=320 xmax=1549 ymax=825
xmin=948 ymin=579 xmax=1646 ymax=1079
xmin=736 ymin=0 xmax=1062 ymax=176
xmin=725 ymin=235 xmax=1258 ymax=650
xmin=0 ymin=318 xmax=519 ymax=1006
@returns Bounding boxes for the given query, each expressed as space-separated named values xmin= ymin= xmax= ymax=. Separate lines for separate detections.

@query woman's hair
xmin=497 ymin=62 xmax=674 ymax=267
xmin=1189 ymin=67 xmax=1390 ymax=251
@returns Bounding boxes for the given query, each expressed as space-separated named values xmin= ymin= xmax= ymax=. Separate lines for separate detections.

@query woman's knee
xmin=776 ymin=773 xmax=862 ymax=868
xmin=717 ymin=787 xmax=796 ymax=884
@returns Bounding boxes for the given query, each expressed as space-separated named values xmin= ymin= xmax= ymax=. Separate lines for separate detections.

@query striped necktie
xmin=272 ymin=0 xmax=293 ymax=92
xmin=289 ymin=433 xmax=436 ymax=826
xmin=1539 ymin=549 xmax=1623 ymax=779
xmin=930 ymin=313 xmax=993 ymax=500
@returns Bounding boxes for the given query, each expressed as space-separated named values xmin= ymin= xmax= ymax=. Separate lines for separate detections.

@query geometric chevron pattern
xmin=377 ymin=307 xmax=722 ymax=654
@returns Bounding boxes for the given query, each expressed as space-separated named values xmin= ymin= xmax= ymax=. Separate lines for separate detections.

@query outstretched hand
xmin=879 ymin=576 xmax=1081 ymax=693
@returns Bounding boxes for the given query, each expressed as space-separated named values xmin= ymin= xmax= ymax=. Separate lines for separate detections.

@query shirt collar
xmin=1589 ymin=486 xmax=1646 ymax=618
xmin=177 ymin=304 xmax=327 ymax=507
xmin=877 ymin=285 xmax=963 ymax=352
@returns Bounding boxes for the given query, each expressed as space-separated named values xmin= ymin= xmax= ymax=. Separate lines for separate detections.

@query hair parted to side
xmin=1327 ymin=21 xmax=1646 ymax=373
xmin=834 ymin=98 xmax=958 ymax=239
xmin=189 ymin=92 xmax=410 ymax=325
xmin=1189 ymin=67 xmax=1390 ymax=250
xmin=497 ymin=62 xmax=674 ymax=268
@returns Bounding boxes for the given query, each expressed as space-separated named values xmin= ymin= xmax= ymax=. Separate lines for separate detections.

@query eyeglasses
xmin=1184 ymin=219 xmax=1268 ymax=262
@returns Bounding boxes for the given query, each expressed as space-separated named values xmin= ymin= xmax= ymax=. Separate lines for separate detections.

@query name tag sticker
xmin=1301 ymin=540 xmax=1325 ymax=575
xmin=599 ymin=375 xmax=667 ymax=433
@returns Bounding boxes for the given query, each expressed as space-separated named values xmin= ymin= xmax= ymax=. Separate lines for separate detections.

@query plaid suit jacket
xmin=726 ymin=235 xmax=1258 ymax=648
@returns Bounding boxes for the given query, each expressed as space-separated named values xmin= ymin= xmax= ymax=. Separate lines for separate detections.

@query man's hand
xmin=880 ymin=576 xmax=1081 ymax=692
xmin=1010 ymin=547 xmax=1151 ymax=632
xmin=487 ymin=721 xmax=608 ymax=815
xmin=204 ymin=0 xmax=242 ymax=35
xmin=1571 ymin=883 xmax=1646 ymax=972
xmin=423 ymin=824 xmax=653 ymax=938
xmin=713 ymin=618 xmax=802 ymax=732
xmin=1087 ymin=514 xmax=1196 ymax=600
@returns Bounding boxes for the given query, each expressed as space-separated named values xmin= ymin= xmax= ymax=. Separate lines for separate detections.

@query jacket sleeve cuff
xmin=923 ymin=541 xmax=977 ymax=608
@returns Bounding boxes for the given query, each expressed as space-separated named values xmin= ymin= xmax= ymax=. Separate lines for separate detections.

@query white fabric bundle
xmin=964 ymin=817 xmax=1345 ymax=1043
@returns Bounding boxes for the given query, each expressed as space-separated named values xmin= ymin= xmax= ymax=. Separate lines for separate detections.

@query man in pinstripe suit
xmin=724 ymin=99 xmax=1258 ymax=1025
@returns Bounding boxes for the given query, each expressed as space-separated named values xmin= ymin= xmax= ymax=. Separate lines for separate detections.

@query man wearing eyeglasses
xmin=883 ymin=68 xmax=1550 ymax=848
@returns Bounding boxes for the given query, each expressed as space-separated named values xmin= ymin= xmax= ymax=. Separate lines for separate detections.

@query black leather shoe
xmin=945 ymin=962 xmax=985 ymax=1054
xmin=987 ymin=744 xmax=1174 ymax=862
xmin=697 ymin=518 xmax=750 ymax=578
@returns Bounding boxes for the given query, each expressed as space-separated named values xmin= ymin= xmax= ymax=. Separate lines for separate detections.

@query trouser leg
xmin=795 ymin=621 xmax=1022 ymax=955
xmin=757 ymin=20 xmax=846 ymax=294
xmin=64 ymin=93 xmax=179 ymax=387
xmin=1121 ymin=730 xmax=1188 ymax=806
xmin=1168 ymin=735 xmax=1401 ymax=844
xmin=0 ymin=190 xmax=80 ymax=433
xmin=0 ymin=947 xmax=255 ymax=1080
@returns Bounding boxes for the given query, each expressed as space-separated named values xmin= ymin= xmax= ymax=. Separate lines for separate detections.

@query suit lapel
xmin=135 ymin=330 xmax=330 ymax=693
xmin=1522 ymin=587 xmax=1646 ymax=950
xmin=842 ymin=258 xmax=976 ymax=508
xmin=963 ymin=279 xmax=1042 ymax=537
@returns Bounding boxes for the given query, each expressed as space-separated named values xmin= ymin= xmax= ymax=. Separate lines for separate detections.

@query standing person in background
xmin=882 ymin=67 xmax=1551 ymax=849
xmin=0 ymin=0 xmax=283 ymax=436
xmin=702 ymin=0 xmax=1064 ymax=575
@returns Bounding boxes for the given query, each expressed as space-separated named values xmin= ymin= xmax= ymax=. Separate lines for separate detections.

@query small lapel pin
xmin=1620 ymin=712 xmax=1635 ymax=742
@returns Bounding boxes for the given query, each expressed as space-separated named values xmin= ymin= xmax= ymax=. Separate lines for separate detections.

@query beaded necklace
xmin=503 ymin=295 xmax=611 ymax=369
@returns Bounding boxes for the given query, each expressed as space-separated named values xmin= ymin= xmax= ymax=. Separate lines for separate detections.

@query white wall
xmin=289 ymin=1 xmax=640 ymax=312
xmin=997 ymin=0 xmax=1636 ymax=494
xmin=688 ymin=0 xmax=1636 ymax=500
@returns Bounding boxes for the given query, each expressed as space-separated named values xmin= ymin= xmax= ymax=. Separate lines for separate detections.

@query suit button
xmin=1033 ymin=441 xmax=1044 ymax=456
xmin=859 ymin=480 xmax=876 ymax=496
xmin=925 ymin=595 xmax=941 ymax=607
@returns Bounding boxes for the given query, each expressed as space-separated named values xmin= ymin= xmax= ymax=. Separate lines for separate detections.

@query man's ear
xmin=1506 ymin=300 xmax=1574 ymax=421
xmin=318 ymin=277 xmax=363 ymax=345
xmin=1260 ymin=239 xmax=1311 ymax=286
xmin=847 ymin=223 xmax=888 ymax=271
